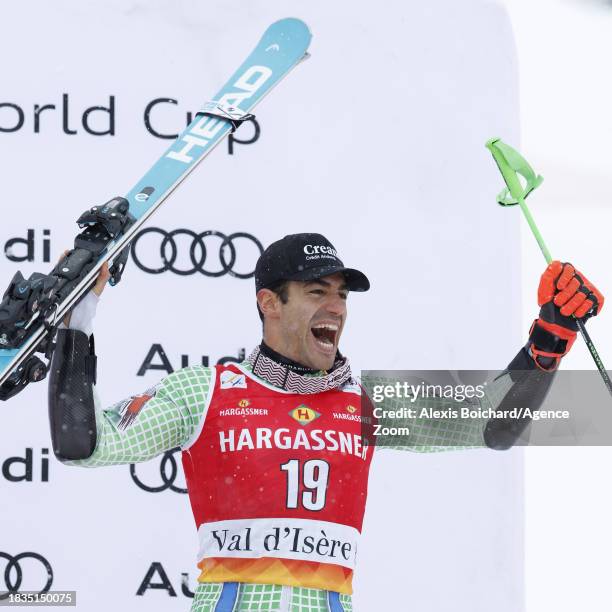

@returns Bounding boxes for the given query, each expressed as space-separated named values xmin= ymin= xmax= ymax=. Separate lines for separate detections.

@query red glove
xmin=529 ymin=261 xmax=604 ymax=370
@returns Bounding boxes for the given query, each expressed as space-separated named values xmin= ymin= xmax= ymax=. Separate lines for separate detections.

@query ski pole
xmin=485 ymin=137 xmax=612 ymax=396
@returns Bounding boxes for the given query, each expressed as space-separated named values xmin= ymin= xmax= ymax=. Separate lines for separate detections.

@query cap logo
xmin=303 ymin=244 xmax=338 ymax=258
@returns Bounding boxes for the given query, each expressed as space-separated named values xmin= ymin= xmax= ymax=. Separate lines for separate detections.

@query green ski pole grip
xmin=486 ymin=137 xmax=551 ymax=263
xmin=485 ymin=137 xmax=544 ymax=204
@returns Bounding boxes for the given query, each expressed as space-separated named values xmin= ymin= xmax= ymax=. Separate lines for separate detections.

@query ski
xmin=0 ymin=17 xmax=312 ymax=399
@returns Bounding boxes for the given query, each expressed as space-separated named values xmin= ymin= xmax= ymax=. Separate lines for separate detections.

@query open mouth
xmin=311 ymin=323 xmax=339 ymax=351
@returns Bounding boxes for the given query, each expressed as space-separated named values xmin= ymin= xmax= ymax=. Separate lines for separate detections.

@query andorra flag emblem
xmin=288 ymin=404 xmax=321 ymax=426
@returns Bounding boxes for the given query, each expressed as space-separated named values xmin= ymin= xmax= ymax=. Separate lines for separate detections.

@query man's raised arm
xmin=366 ymin=261 xmax=604 ymax=452
xmin=48 ymin=263 xmax=211 ymax=466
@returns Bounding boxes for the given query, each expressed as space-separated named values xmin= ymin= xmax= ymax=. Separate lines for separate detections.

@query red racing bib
xmin=181 ymin=363 xmax=374 ymax=594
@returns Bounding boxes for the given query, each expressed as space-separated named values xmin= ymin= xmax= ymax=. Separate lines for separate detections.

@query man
xmin=49 ymin=233 xmax=603 ymax=611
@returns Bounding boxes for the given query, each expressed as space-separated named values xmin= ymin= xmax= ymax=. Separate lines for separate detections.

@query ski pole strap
xmin=196 ymin=101 xmax=255 ymax=133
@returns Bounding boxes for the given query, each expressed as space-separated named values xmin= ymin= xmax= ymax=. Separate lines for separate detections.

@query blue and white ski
xmin=0 ymin=17 xmax=312 ymax=396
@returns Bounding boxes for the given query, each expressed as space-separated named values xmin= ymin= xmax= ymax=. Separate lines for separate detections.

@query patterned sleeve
xmin=65 ymin=366 xmax=214 ymax=467
xmin=364 ymin=372 xmax=515 ymax=453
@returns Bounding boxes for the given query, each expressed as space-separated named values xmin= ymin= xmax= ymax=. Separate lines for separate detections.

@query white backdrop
xmin=0 ymin=1 xmax=523 ymax=610
xmin=503 ymin=3 xmax=612 ymax=611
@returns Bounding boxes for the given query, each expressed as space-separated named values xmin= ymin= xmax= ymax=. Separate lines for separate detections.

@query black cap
xmin=255 ymin=233 xmax=370 ymax=293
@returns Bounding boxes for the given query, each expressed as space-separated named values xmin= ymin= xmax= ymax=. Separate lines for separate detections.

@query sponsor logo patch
xmin=117 ymin=384 xmax=159 ymax=430
xmin=218 ymin=394 xmax=269 ymax=417
xmin=218 ymin=406 xmax=269 ymax=417
xmin=288 ymin=404 xmax=321 ymax=426
xmin=220 ymin=371 xmax=247 ymax=389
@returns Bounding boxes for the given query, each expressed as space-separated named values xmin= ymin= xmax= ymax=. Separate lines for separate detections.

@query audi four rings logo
xmin=130 ymin=228 xmax=264 ymax=278
xmin=130 ymin=448 xmax=187 ymax=494
xmin=0 ymin=552 xmax=53 ymax=599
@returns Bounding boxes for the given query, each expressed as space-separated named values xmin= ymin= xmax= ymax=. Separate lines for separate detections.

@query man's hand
xmin=529 ymin=261 xmax=604 ymax=370
xmin=538 ymin=261 xmax=604 ymax=321
xmin=91 ymin=261 xmax=111 ymax=297
xmin=61 ymin=249 xmax=111 ymax=327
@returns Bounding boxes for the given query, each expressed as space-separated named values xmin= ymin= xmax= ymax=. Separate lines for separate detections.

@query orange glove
xmin=529 ymin=261 xmax=604 ymax=370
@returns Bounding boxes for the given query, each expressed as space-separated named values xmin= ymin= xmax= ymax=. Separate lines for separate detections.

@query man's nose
xmin=325 ymin=294 xmax=346 ymax=316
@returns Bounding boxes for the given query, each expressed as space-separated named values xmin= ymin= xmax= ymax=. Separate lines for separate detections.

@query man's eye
xmin=339 ymin=293 xmax=348 ymax=300
xmin=310 ymin=289 xmax=325 ymax=295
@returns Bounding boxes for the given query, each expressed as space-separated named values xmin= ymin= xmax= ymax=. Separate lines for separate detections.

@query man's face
xmin=265 ymin=272 xmax=348 ymax=371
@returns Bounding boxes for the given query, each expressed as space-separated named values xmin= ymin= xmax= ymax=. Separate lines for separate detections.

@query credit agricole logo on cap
xmin=303 ymin=244 xmax=338 ymax=258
